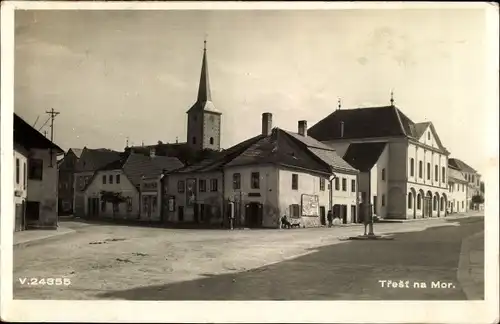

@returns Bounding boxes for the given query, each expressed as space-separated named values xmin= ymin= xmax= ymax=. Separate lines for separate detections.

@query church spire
xmin=197 ymin=37 xmax=211 ymax=103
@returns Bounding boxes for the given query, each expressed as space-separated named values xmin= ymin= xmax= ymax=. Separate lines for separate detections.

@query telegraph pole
xmin=45 ymin=108 xmax=60 ymax=167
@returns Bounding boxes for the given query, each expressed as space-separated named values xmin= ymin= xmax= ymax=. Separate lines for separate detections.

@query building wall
xmin=58 ymin=151 xmax=79 ymax=213
xmin=84 ymin=170 xmax=140 ymax=219
xmin=26 ymin=148 xmax=59 ymax=228
xmin=406 ymin=142 xmax=448 ymax=219
xmin=73 ymin=171 xmax=94 ymax=217
xmin=13 ymin=145 xmax=28 ymax=231
xmin=140 ymin=177 xmax=162 ymax=221
xmin=166 ymin=171 xmax=224 ymax=224
xmin=448 ymin=180 xmax=467 ymax=213
xmin=224 ymin=164 xmax=279 ymax=228
xmin=187 ymin=110 xmax=203 ymax=151
xmin=202 ymin=112 xmax=221 ymax=151
xmin=330 ymin=172 xmax=358 ymax=224
xmin=277 ymin=168 xmax=330 ymax=228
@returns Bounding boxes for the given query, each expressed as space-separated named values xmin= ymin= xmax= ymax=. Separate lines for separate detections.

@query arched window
xmin=408 ymin=192 xmax=413 ymax=209
xmin=418 ymin=161 xmax=423 ymax=178
xmin=209 ymin=137 xmax=214 ymax=145
xmin=440 ymin=197 xmax=445 ymax=211
xmin=417 ymin=194 xmax=421 ymax=210
xmin=433 ymin=196 xmax=437 ymax=211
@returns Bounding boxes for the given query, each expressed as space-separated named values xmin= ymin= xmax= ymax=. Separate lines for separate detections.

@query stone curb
xmin=14 ymin=228 xmax=76 ymax=248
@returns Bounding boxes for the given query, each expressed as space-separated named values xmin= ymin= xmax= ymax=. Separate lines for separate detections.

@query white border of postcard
xmin=1 ymin=1 xmax=499 ymax=323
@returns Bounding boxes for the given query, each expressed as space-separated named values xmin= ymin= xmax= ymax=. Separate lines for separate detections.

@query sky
xmin=14 ymin=8 xmax=493 ymax=175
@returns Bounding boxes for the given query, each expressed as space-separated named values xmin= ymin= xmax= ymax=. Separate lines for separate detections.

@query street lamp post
xmin=328 ymin=173 xmax=336 ymax=218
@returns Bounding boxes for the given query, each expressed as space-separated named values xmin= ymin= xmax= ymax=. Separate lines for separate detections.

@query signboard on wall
xmin=168 ymin=196 xmax=176 ymax=212
xmin=186 ymin=178 xmax=197 ymax=206
xmin=301 ymin=194 xmax=319 ymax=216
xmin=142 ymin=181 xmax=158 ymax=192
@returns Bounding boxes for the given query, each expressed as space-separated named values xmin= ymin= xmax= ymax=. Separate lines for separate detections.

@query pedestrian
xmin=327 ymin=210 xmax=333 ymax=227
xmin=281 ymin=215 xmax=291 ymax=229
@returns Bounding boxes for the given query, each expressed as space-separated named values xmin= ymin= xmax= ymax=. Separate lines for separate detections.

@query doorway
xmin=193 ymin=203 xmax=199 ymax=223
xmin=341 ymin=205 xmax=348 ymax=224
xmin=178 ymin=206 xmax=184 ymax=222
xmin=244 ymin=202 xmax=263 ymax=228
xmin=319 ymin=206 xmax=326 ymax=225
xmin=351 ymin=205 xmax=357 ymax=223
xmin=26 ymin=201 xmax=40 ymax=222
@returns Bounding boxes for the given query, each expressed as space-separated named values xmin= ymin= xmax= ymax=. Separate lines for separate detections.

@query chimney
xmin=150 ymin=147 xmax=156 ymax=158
xmin=340 ymin=121 xmax=344 ymax=138
xmin=298 ymin=120 xmax=307 ymax=137
xmin=262 ymin=112 xmax=272 ymax=136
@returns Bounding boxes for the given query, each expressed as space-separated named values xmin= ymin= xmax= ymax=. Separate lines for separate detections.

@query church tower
xmin=186 ymin=39 xmax=222 ymax=152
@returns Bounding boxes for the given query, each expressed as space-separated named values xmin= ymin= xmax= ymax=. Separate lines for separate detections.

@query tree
xmin=100 ymin=190 xmax=127 ymax=219
xmin=471 ymin=194 xmax=484 ymax=204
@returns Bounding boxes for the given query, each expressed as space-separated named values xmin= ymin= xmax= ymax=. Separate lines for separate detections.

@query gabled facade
xmin=57 ymin=148 xmax=82 ymax=215
xmin=14 ymin=113 xmax=65 ymax=231
xmin=164 ymin=113 xmax=359 ymax=228
xmin=308 ymin=104 xmax=450 ymax=220
xmin=82 ymin=151 xmax=183 ymax=221
xmin=72 ymin=148 xmax=122 ymax=217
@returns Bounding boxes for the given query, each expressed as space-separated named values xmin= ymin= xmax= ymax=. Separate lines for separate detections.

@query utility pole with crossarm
xmin=45 ymin=108 xmax=60 ymax=167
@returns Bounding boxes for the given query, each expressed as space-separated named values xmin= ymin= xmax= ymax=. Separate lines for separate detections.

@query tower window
xmin=192 ymin=137 xmax=196 ymax=144
xmin=210 ymin=137 xmax=214 ymax=145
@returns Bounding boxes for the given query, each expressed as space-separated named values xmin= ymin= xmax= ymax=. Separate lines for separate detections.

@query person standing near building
xmin=327 ymin=209 xmax=333 ymax=227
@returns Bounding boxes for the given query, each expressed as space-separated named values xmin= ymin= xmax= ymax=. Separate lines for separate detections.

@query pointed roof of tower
xmin=187 ymin=39 xmax=221 ymax=115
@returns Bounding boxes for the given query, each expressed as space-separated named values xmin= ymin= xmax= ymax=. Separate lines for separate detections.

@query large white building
xmin=308 ymin=102 xmax=451 ymax=220
xmin=164 ymin=113 xmax=359 ymax=228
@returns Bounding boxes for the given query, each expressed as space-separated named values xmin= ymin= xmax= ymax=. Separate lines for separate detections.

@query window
xmin=434 ymin=165 xmax=438 ymax=181
xmin=233 ymin=173 xmax=241 ymax=190
xmin=102 ymin=175 xmax=107 ymax=184
xmin=210 ymin=179 xmax=218 ymax=192
xmin=289 ymin=204 xmax=300 ymax=218
xmin=116 ymin=175 xmax=121 ymax=184
xmin=16 ymin=158 xmax=20 ymax=184
xmin=462 ymin=201 xmax=464 ymax=208
xmin=28 ymin=158 xmax=43 ymax=180
xmin=381 ymin=169 xmax=386 ymax=181
xmin=419 ymin=161 xmax=423 ymax=178
xmin=335 ymin=178 xmax=340 ymax=190
xmin=417 ymin=194 xmax=421 ymax=210
xmin=209 ymin=137 xmax=214 ymax=145
xmin=199 ymin=179 xmax=206 ymax=192
xmin=408 ymin=192 xmax=413 ymax=209
xmin=381 ymin=195 xmax=385 ymax=207
xmin=192 ymin=137 xmax=196 ymax=144
xmin=410 ymin=158 xmax=414 ymax=176
xmin=442 ymin=167 xmax=445 ymax=183
xmin=342 ymin=178 xmax=347 ymax=191
xmin=292 ymin=174 xmax=298 ymax=190
xmin=251 ymin=172 xmax=260 ymax=189
xmin=100 ymin=199 xmax=106 ymax=212
xmin=109 ymin=175 xmax=113 ymax=184
xmin=427 ymin=163 xmax=431 ymax=180
xmin=351 ymin=179 xmax=356 ymax=192
xmin=126 ymin=197 xmax=133 ymax=211
xmin=23 ymin=162 xmax=27 ymax=188
xmin=472 ymin=175 xmax=475 ymax=183
xmin=177 ymin=180 xmax=185 ymax=193
xmin=320 ymin=178 xmax=326 ymax=191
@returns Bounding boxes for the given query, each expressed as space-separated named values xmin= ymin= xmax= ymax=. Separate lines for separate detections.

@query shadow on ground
xmin=96 ymin=217 xmax=483 ymax=300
